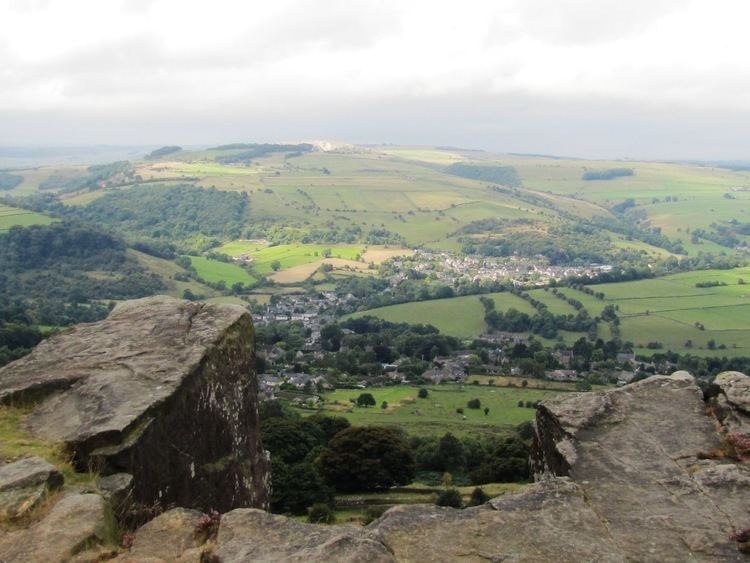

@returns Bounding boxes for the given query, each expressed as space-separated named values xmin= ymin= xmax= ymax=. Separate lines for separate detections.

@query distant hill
xmin=145 ymin=146 xmax=182 ymax=160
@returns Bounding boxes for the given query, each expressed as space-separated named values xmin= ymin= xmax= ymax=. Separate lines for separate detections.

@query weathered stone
xmin=97 ymin=472 xmax=134 ymax=514
xmin=0 ymin=296 xmax=270 ymax=514
xmin=708 ymin=371 xmax=750 ymax=437
xmin=369 ymin=479 xmax=623 ymax=562
xmin=215 ymin=508 xmax=395 ymax=562
xmin=531 ymin=374 xmax=749 ymax=561
xmin=714 ymin=371 xmax=750 ymax=413
xmin=114 ymin=507 xmax=206 ymax=562
xmin=0 ymin=456 xmax=63 ymax=521
xmin=670 ymin=369 xmax=695 ymax=382
xmin=0 ymin=493 xmax=112 ymax=562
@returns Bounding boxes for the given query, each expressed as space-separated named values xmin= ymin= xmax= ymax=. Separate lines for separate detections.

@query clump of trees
xmin=76 ymin=185 xmax=248 ymax=246
xmin=0 ymin=222 xmax=166 ymax=366
xmin=356 ymin=393 xmax=376 ymax=407
xmin=317 ymin=427 xmax=415 ymax=492
xmin=435 ymin=488 xmax=463 ymax=508
xmin=410 ymin=430 xmax=531 ymax=485
xmin=582 ymin=168 xmax=634 ymax=181
xmin=0 ymin=173 xmax=23 ymax=191
xmin=444 ymin=163 xmax=521 ymax=187
xmin=145 ymin=146 xmax=182 ymax=160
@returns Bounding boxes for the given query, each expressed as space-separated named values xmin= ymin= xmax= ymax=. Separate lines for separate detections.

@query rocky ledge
xmin=105 ymin=371 xmax=750 ymax=562
xmin=0 ymin=296 xmax=270 ymax=514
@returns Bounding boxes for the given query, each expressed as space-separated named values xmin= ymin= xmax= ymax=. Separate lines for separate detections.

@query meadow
xmin=590 ymin=267 xmax=750 ymax=355
xmin=344 ymin=292 xmax=537 ymax=338
xmin=341 ymin=266 xmax=750 ymax=356
xmin=186 ymin=256 xmax=257 ymax=286
xmin=305 ymin=384 xmax=561 ymax=438
xmin=129 ymin=250 xmax=220 ymax=299
xmin=0 ymin=204 xmax=55 ymax=231
xmin=218 ymin=242 xmax=366 ymax=275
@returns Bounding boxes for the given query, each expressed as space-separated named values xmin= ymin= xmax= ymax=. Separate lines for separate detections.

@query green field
xmin=234 ymin=243 xmax=366 ymax=275
xmin=0 ymin=204 xmax=55 ymax=232
xmin=60 ymin=190 xmax=108 ymax=206
xmin=306 ymin=384 xmax=561 ymax=438
xmin=215 ymin=239 xmax=270 ymax=256
xmin=341 ymin=266 xmax=750 ymax=356
xmin=186 ymin=256 xmax=257 ymax=286
xmin=129 ymin=250 xmax=220 ymax=299
xmin=588 ymin=267 xmax=750 ymax=356
xmin=345 ymin=292 xmax=536 ymax=338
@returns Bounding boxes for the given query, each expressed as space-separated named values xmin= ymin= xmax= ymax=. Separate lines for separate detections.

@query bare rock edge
xmin=0 ymin=296 xmax=270 ymax=513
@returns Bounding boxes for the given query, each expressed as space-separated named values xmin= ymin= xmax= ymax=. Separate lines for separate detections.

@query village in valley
xmin=249 ymin=250 xmax=647 ymax=405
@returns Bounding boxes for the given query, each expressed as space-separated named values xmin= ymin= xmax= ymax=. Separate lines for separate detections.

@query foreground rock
xmin=205 ymin=372 xmax=749 ymax=562
xmin=216 ymin=509 xmax=394 ymax=562
xmin=367 ymin=479 xmax=621 ymax=562
xmin=531 ymin=373 xmax=750 ymax=561
xmin=0 ymin=296 xmax=270 ymax=514
xmin=0 ymin=456 xmax=63 ymax=521
xmin=0 ymin=493 xmax=112 ymax=562
xmin=114 ymin=507 xmax=207 ymax=562
xmin=708 ymin=371 xmax=750 ymax=439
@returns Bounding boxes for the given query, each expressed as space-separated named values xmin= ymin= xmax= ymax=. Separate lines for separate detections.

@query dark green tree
xmin=356 ymin=392 xmax=376 ymax=407
xmin=437 ymin=433 xmax=465 ymax=472
xmin=468 ymin=487 xmax=490 ymax=506
xmin=270 ymin=459 xmax=333 ymax=514
xmin=260 ymin=418 xmax=323 ymax=464
xmin=435 ymin=488 xmax=463 ymax=508
xmin=317 ymin=427 xmax=415 ymax=492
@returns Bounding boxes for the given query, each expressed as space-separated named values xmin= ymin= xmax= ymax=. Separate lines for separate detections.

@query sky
xmin=2 ymin=0 xmax=750 ymax=159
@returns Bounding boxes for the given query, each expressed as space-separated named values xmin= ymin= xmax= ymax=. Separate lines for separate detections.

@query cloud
xmin=1 ymin=0 xmax=749 ymax=158
xmin=510 ymin=0 xmax=687 ymax=45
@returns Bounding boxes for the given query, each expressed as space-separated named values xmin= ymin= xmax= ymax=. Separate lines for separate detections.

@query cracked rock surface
xmin=0 ymin=296 xmax=269 ymax=513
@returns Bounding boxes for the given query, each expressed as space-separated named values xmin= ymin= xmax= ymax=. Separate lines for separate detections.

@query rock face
xmin=0 ymin=296 xmax=270 ymax=514
xmin=204 ymin=373 xmax=750 ymax=562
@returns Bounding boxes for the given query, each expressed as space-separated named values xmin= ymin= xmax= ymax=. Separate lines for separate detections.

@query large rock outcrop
xmin=530 ymin=373 xmax=750 ymax=560
xmin=0 ymin=296 xmax=270 ymax=514
xmin=202 ymin=372 xmax=749 ymax=562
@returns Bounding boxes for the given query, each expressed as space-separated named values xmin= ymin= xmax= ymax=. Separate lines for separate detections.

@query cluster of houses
xmin=391 ymin=251 xmax=614 ymax=288
xmin=246 ymin=251 xmax=654 ymax=399
xmin=256 ymin=336 xmax=646 ymax=401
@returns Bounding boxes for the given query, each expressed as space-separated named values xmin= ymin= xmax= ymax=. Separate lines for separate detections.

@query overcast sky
xmin=2 ymin=0 xmax=750 ymax=159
